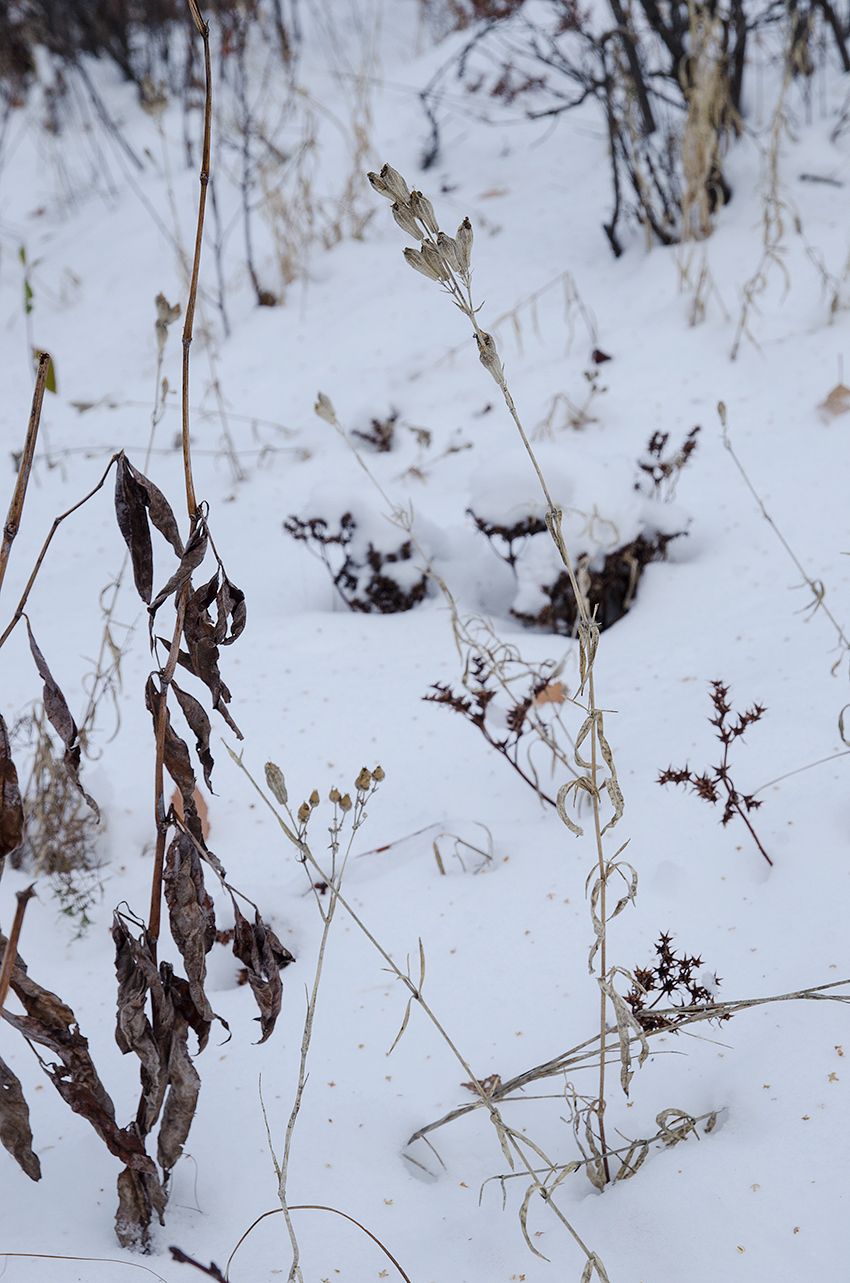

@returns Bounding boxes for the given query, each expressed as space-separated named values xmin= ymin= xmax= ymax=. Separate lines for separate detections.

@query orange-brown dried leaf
xmin=163 ymin=830 xmax=216 ymax=1032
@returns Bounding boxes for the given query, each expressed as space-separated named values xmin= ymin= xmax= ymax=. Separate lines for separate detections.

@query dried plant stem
xmin=0 ymin=353 xmax=49 ymax=599
xmin=719 ymin=402 xmax=850 ymax=662
xmin=228 ymin=752 xmax=602 ymax=1275
xmin=226 ymin=1204 xmax=413 ymax=1283
xmin=181 ymin=0 xmax=212 ymax=522
xmin=0 ymin=884 xmax=35 ymax=1010
xmin=0 ymin=457 xmax=120 ymax=653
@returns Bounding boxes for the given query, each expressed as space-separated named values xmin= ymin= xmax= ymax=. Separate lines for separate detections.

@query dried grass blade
xmin=518 ymin=1181 xmax=549 ymax=1260
xmin=388 ymin=998 xmax=412 ymax=1054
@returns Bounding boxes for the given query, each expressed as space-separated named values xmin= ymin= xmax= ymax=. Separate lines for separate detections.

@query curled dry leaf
xmin=114 ymin=454 xmax=154 ymax=603
xmin=163 ymin=830 xmax=216 ymax=1030
xmin=0 ymin=931 xmax=154 ymax=1173
xmin=230 ymin=896 xmax=294 ymax=1043
xmin=172 ymin=681 xmax=215 ymax=791
xmin=26 ymin=621 xmax=99 ymax=816
xmin=179 ymin=572 xmax=243 ymax=738
xmin=0 ymin=713 xmax=24 ymax=866
xmin=115 ymin=1165 xmax=167 ymax=1251
xmin=149 ymin=520 xmax=208 ymax=621
xmin=0 ymin=1056 xmax=41 ymax=1180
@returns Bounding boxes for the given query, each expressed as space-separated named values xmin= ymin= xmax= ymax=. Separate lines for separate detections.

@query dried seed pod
xmin=329 ymin=786 xmax=341 ymax=803
xmin=265 ymin=762 xmax=288 ymax=806
xmin=475 ymin=331 xmax=503 ymax=384
xmin=420 ymin=240 xmax=449 ymax=281
xmin=372 ymin=765 xmax=385 ymax=782
xmin=455 ymin=217 xmax=473 ymax=272
xmin=309 ymin=789 xmax=320 ymax=808
xmin=392 ymin=201 xmax=424 ymax=241
xmin=355 ymin=767 xmax=372 ymax=792
xmin=339 ymin=793 xmax=353 ymax=812
xmin=367 ymin=170 xmax=394 ymax=199
xmin=403 ymin=247 xmax=442 ymax=283
xmin=380 ymin=163 xmax=411 ymax=205
xmin=297 ymin=802 xmax=311 ymax=824
xmin=314 ymin=392 xmax=336 ymax=424
xmin=436 ymin=232 xmax=461 ymax=272
xmin=410 ymin=191 xmax=439 ymax=235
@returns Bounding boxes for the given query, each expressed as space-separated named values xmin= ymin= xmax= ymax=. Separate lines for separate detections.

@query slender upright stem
xmin=0 ymin=353 xmax=49 ymax=599
xmin=181 ymin=0 xmax=212 ymax=522
xmin=0 ymin=885 xmax=35 ymax=1011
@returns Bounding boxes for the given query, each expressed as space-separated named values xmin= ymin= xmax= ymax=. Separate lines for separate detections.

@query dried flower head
xmin=329 ymin=786 xmax=341 ymax=804
xmin=475 ymin=331 xmax=503 ymax=383
xmin=339 ymin=793 xmax=353 ymax=812
xmin=392 ymin=201 xmax=424 ymax=241
xmin=367 ymin=170 xmax=393 ymax=199
xmin=355 ymin=767 xmax=372 ymax=792
xmin=265 ymin=762 xmax=288 ymax=806
xmin=297 ymin=801 xmax=311 ymax=824
xmin=309 ymin=789 xmax=320 ymax=808
xmin=410 ymin=191 xmax=439 ymax=235
xmin=455 ymin=217 xmax=473 ymax=272
xmin=372 ymin=765 xmax=385 ymax=782
xmin=379 ymin=163 xmax=411 ymax=205
xmin=315 ymin=392 xmax=336 ymax=425
xmin=436 ymin=232 xmax=461 ymax=273
xmin=404 ymin=247 xmax=443 ymax=283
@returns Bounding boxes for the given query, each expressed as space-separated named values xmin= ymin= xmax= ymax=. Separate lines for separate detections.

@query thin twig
xmin=0 ymin=884 xmax=35 ymax=1011
xmin=0 ymin=353 xmax=49 ymax=599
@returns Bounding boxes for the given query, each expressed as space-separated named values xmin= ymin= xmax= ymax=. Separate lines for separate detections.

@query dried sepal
xmin=265 ymin=762 xmax=288 ymax=806
xmin=315 ymin=392 xmax=337 ymax=425
xmin=403 ymin=247 xmax=442 ymax=282
xmin=475 ymin=331 xmax=503 ymax=383
xmin=367 ymin=170 xmax=394 ymax=199
xmin=379 ymin=163 xmax=411 ymax=204
xmin=410 ymin=190 xmax=439 ymax=235
xmin=392 ymin=201 xmax=423 ymax=241
xmin=436 ymin=231 xmax=461 ymax=272
xmin=455 ymin=216 xmax=473 ymax=271
xmin=420 ymin=240 xmax=449 ymax=281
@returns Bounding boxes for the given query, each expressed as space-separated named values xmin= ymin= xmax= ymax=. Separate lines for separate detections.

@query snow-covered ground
xmin=1 ymin=3 xmax=850 ymax=1280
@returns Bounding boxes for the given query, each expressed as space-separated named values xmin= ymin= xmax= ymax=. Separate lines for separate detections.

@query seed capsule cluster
xmin=367 ymin=163 xmax=502 ymax=385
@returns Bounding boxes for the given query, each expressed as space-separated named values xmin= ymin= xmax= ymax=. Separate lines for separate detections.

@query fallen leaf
xmin=819 ymin=383 xmax=850 ymax=420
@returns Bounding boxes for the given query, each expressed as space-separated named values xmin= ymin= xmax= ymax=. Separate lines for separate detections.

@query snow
xmin=1 ymin=3 xmax=849 ymax=1281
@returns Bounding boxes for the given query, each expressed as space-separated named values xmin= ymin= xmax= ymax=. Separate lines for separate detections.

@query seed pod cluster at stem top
xmin=367 ymin=163 xmax=474 ymax=285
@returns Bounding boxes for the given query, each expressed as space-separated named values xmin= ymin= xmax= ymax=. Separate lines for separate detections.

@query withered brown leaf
xmin=214 ymin=574 xmax=246 ymax=646
xmin=230 ymin=897 xmax=294 ymax=1043
xmin=25 ymin=621 xmax=98 ymax=816
xmin=163 ymin=830 xmax=215 ymax=1030
xmin=0 ymin=1056 xmax=41 ymax=1181
xmin=182 ymin=575 xmax=242 ymax=739
xmin=156 ymin=965 xmax=201 ymax=1178
xmin=172 ymin=681 xmax=214 ymax=790
xmin=115 ymin=1163 xmax=167 ymax=1251
xmin=145 ymin=677 xmax=206 ymax=849
xmin=124 ymin=458 xmax=184 ymax=558
xmin=149 ymin=521 xmax=208 ymax=621
xmin=115 ymin=454 xmax=154 ymax=603
xmin=0 ymin=931 xmax=154 ymax=1173
xmin=0 ymin=714 xmax=23 ymax=866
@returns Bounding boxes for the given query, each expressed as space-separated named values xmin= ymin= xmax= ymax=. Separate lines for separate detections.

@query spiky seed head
xmin=315 ymin=392 xmax=336 ymax=424
xmin=410 ymin=191 xmax=439 ymax=235
xmin=367 ymin=170 xmax=394 ymax=198
xmin=404 ymin=247 xmax=442 ymax=282
xmin=372 ymin=765 xmax=385 ymax=782
xmin=309 ymin=789 xmax=320 ymax=808
xmin=265 ymin=762 xmax=288 ymax=805
xmin=436 ymin=232 xmax=461 ymax=272
xmin=339 ymin=792 xmax=353 ymax=812
xmin=380 ymin=163 xmax=411 ymax=204
xmin=329 ymin=786 xmax=341 ymax=803
xmin=476 ymin=331 xmax=503 ymax=383
xmin=298 ymin=801 xmax=311 ymax=824
xmin=455 ymin=217 xmax=473 ymax=271
xmin=392 ymin=201 xmax=423 ymax=241
xmin=355 ymin=767 xmax=372 ymax=792
xmin=420 ymin=240 xmax=449 ymax=281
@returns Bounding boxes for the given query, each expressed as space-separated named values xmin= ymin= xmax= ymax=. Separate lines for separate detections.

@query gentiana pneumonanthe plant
xmin=369 ymin=154 xmax=637 ymax=1191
